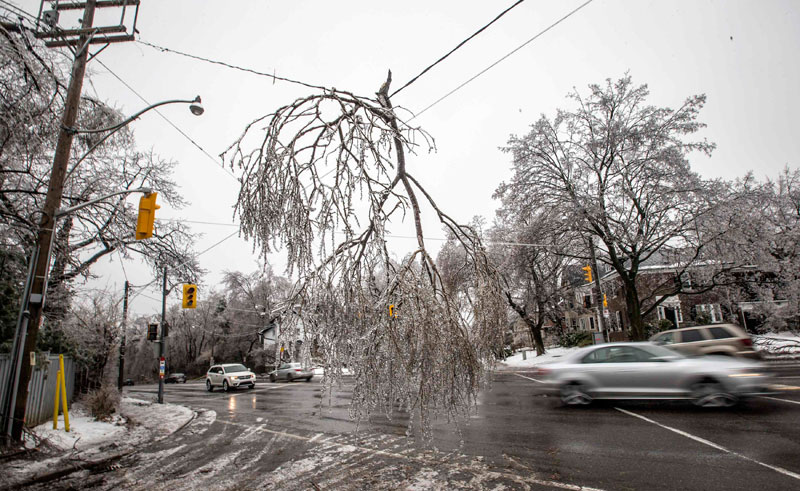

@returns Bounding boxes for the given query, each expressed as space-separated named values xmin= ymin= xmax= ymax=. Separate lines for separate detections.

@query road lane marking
xmin=513 ymin=373 xmax=545 ymax=383
xmin=615 ymin=407 xmax=800 ymax=482
xmin=216 ymin=419 xmax=607 ymax=490
xmin=760 ymin=395 xmax=800 ymax=406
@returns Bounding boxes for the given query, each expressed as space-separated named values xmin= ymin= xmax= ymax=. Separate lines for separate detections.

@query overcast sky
xmin=8 ymin=0 xmax=800 ymax=316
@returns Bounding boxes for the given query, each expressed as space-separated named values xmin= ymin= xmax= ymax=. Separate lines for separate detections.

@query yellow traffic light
xmin=182 ymin=284 xmax=197 ymax=309
xmin=135 ymin=192 xmax=160 ymax=240
xmin=603 ymin=293 xmax=608 ymax=307
xmin=582 ymin=265 xmax=593 ymax=283
xmin=389 ymin=304 xmax=397 ymax=318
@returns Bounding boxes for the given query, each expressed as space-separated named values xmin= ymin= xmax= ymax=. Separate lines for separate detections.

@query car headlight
xmin=728 ymin=372 xmax=763 ymax=378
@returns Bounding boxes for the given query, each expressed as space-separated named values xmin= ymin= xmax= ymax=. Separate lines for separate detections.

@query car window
xmin=279 ymin=364 xmax=288 ymax=370
xmin=289 ymin=363 xmax=301 ymax=368
xmin=680 ymin=329 xmax=705 ymax=342
xmin=224 ymin=364 xmax=247 ymax=373
xmin=582 ymin=346 xmax=638 ymax=363
xmin=652 ymin=332 xmax=676 ymax=345
xmin=629 ymin=347 xmax=660 ymax=362
xmin=708 ymin=327 xmax=735 ymax=339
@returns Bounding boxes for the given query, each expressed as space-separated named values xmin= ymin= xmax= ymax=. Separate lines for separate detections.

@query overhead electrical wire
xmin=390 ymin=0 xmax=526 ymax=98
xmin=411 ymin=0 xmax=596 ymax=120
xmin=136 ymin=38 xmax=330 ymax=93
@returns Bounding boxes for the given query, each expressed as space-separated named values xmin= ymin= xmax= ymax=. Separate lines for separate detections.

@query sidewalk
xmin=1 ymin=396 xmax=194 ymax=488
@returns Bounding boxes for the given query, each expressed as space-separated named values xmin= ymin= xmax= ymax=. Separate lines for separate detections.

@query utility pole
xmin=10 ymin=1 xmax=97 ymax=441
xmin=158 ymin=267 xmax=167 ymax=404
xmin=587 ymin=237 xmax=606 ymax=338
xmin=117 ymin=281 xmax=129 ymax=391
xmin=4 ymin=0 xmax=142 ymax=441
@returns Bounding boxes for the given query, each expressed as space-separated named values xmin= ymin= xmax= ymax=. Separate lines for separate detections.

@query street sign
xmin=159 ymin=357 xmax=165 ymax=378
xmin=603 ymin=308 xmax=610 ymax=317
xmin=592 ymin=332 xmax=605 ymax=345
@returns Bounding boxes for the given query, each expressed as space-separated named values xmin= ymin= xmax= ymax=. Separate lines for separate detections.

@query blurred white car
xmin=536 ymin=342 xmax=774 ymax=407
xmin=268 ymin=362 xmax=313 ymax=382
xmin=206 ymin=364 xmax=256 ymax=392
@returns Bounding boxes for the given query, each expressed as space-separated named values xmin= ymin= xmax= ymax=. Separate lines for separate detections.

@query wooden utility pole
xmin=11 ymin=1 xmax=98 ymax=441
xmin=9 ymin=0 xmax=140 ymax=441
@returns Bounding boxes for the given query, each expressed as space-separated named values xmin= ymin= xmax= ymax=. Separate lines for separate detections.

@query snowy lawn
xmin=498 ymin=346 xmax=581 ymax=369
xmin=2 ymin=397 xmax=194 ymax=488
xmin=753 ymin=332 xmax=800 ymax=358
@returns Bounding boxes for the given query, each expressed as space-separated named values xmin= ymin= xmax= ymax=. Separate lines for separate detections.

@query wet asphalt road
xmin=42 ymin=364 xmax=800 ymax=490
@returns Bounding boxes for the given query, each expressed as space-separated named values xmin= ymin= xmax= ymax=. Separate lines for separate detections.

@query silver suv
xmin=205 ymin=363 xmax=256 ymax=392
xmin=650 ymin=323 xmax=761 ymax=359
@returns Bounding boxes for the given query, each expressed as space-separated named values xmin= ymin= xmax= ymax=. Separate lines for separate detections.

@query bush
xmin=84 ymin=385 xmax=120 ymax=421
xmin=558 ymin=330 xmax=592 ymax=348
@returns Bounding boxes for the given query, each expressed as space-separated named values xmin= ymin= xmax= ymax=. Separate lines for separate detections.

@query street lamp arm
xmin=55 ymin=187 xmax=153 ymax=218
xmin=63 ymin=96 xmax=203 ymax=134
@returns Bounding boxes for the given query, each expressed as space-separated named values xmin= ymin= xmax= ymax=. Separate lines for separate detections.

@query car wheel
xmin=690 ymin=379 xmax=737 ymax=407
xmin=305 ymin=377 xmax=312 ymax=382
xmin=223 ymin=380 xmax=230 ymax=392
xmin=269 ymin=374 xmax=276 ymax=383
xmin=560 ymin=382 xmax=592 ymax=406
xmin=287 ymin=373 xmax=293 ymax=383
xmin=206 ymin=379 xmax=213 ymax=392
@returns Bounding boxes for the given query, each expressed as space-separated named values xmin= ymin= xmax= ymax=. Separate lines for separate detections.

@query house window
xmin=696 ymin=304 xmax=723 ymax=323
xmin=589 ymin=316 xmax=595 ymax=331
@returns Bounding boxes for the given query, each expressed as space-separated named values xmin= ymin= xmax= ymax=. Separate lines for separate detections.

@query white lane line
xmin=760 ymin=395 xmax=800 ymax=406
xmin=513 ymin=373 xmax=545 ymax=384
xmin=615 ymin=407 xmax=800 ymax=482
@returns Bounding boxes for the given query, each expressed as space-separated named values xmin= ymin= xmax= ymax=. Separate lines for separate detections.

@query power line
xmin=391 ymin=0 xmax=526 ymax=98
xmin=136 ymin=38 xmax=330 ymax=92
xmin=0 ymin=1 xmax=38 ymax=24
xmin=92 ymin=57 xmax=240 ymax=182
xmin=412 ymin=0 xmax=596 ymax=121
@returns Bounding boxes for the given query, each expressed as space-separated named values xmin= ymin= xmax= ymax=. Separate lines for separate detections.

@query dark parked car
xmin=123 ymin=378 xmax=135 ymax=386
xmin=165 ymin=373 xmax=187 ymax=384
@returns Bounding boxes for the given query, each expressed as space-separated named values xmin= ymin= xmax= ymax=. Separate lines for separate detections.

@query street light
xmin=3 ymin=95 xmax=204 ymax=442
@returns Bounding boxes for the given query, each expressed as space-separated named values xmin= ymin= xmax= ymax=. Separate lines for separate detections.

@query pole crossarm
xmin=55 ymin=187 xmax=152 ymax=218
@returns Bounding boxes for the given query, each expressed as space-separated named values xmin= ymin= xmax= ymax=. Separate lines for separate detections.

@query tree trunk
xmin=505 ymin=293 xmax=546 ymax=355
xmin=622 ymin=278 xmax=646 ymax=340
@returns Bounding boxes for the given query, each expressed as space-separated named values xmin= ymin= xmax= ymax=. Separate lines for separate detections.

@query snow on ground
xmin=2 ymin=397 xmax=194 ymax=488
xmin=499 ymin=346 xmax=581 ymax=368
xmin=753 ymin=331 xmax=800 ymax=357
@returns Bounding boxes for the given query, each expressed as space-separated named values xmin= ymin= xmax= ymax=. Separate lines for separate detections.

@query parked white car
xmin=205 ymin=363 xmax=256 ymax=392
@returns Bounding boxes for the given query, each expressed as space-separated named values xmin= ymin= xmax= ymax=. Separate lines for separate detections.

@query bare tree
xmin=488 ymin=205 xmax=579 ymax=355
xmin=500 ymin=75 xmax=724 ymax=340
xmin=223 ymin=72 xmax=506 ymax=432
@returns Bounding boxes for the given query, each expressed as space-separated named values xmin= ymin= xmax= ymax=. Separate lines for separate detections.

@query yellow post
xmin=59 ymin=355 xmax=69 ymax=432
xmin=52 ymin=369 xmax=61 ymax=430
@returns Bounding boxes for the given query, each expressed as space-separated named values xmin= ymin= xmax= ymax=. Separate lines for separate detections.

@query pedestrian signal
xmin=182 ymin=284 xmax=197 ymax=309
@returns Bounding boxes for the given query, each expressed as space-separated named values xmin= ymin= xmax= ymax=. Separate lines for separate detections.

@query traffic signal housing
xmin=147 ymin=323 xmax=158 ymax=341
xmin=135 ymin=192 xmax=159 ymax=240
xmin=182 ymin=284 xmax=197 ymax=309
xmin=582 ymin=265 xmax=593 ymax=283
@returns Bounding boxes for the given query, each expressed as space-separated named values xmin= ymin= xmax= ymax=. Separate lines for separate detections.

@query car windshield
xmin=224 ymin=364 xmax=247 ymax=373
xmin=171 ymin=373 xmax=184 ymax=377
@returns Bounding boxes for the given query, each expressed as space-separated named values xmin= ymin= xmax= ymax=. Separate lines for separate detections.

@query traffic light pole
xmin=158 ymin=267 xmax=167 ymax=404
xmin=118 ymin=281 xmax=129 ymax=391
xmin=587 ymin=237 xmax=606 ymax=338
